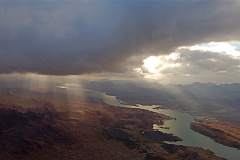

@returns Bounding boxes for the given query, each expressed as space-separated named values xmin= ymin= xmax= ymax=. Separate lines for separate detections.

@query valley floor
xmin=0 ymin=89 xmax=226 ymax=160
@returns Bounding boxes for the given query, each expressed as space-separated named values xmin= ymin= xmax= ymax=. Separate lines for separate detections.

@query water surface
xmin=98 ymin=92 xmax=240 ymax=160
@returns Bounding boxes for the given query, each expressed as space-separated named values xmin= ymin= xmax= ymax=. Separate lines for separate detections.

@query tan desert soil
xmin=191 ymin=119 xmax=240 ymax=149
xmin=0 ymin=89 xmax=225 ymax=160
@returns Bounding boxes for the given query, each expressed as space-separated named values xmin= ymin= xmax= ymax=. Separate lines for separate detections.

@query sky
xmin=0 ymin=0 xmax=240 ymax=84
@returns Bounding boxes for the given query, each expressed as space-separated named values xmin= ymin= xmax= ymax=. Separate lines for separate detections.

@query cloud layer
xmin=136 ymin=41 xmax=240 ymax=83
xmin=0 ymin=0 xmax=240 ymax=75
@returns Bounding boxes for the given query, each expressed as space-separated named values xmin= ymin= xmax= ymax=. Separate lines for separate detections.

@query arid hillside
xmin=0 ymin=89 xmax=225 ymax=160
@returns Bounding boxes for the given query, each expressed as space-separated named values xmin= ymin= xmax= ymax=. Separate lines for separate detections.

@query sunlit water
xmin=1 ymin=78 xmax=239 ymax=160
xmin=96 ymin=91 xmax=240 ymax=160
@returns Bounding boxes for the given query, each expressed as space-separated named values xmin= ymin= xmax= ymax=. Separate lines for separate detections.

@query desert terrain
xmin=191 ymin=119 xmax=240 ymax=149
xmin=0 ymin=89 xmax=226 ymax=160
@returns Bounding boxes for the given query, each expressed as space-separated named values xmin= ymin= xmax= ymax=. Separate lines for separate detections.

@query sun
xmin=143 ymin=56 xmax=160 ymax=74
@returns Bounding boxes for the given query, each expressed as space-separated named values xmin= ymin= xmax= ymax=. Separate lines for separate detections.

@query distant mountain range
xmin=85 ymin=80 xmax=240 ymax=125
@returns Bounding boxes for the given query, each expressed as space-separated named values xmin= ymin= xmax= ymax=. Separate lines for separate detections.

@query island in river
xmin=191 ymin=119 xmax=240 ymax=149
xmin=0 ymin=88 xmax=225 ymax=160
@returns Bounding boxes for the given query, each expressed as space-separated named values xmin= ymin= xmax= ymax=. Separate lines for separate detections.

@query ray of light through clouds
xmin=135 ymin=41 xmax=240 ymax=83
xmin=135 ymin=53 xmax=182 ymax=79
xmin=0 ymin=0 xmax=240 ymax=84
xmin=0 ymin=73 xmax=90 ymax=107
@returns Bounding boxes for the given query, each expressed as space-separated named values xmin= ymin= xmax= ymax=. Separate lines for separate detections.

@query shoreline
xmin=191 ymin=119 xmax=240 ymax=150
xmin=0 ymin=89 xmax=225 ymax=160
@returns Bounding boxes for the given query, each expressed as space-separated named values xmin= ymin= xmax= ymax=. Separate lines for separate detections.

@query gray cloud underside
xmin=161 ymin=49 xmax=240 ymax=84
xmin=0 ymin=0 xmax=240 ymax=75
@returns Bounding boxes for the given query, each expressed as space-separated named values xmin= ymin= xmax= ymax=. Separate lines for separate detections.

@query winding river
xmin=96 ymin=91 xmax=240 ymax=160
xmin=54 ymin=85 xmax=240 ymax=160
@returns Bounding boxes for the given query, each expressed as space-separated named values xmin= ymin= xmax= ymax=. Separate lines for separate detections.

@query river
xmin=95 ymin=91 xmax=240 ymax=160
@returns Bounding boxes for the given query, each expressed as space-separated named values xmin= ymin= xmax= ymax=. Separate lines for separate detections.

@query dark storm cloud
xmin=0 ymin=0 xmax=240 ymax=75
